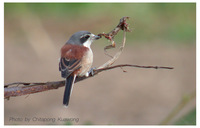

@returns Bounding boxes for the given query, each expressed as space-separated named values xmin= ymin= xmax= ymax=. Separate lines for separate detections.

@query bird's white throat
xmin=83 ymin=34 xmax=96 ymax=48
xmin=83 ymin=39 xmax=93 ymax=48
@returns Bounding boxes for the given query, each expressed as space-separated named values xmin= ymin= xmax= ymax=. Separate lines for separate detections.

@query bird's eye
xmin=84 ymin=35 xmax=90 ymax=39
xmin=81 ymin=34 xmax=90 ymax=39
xmin=80 ymin=34 xmax=90 ymax=43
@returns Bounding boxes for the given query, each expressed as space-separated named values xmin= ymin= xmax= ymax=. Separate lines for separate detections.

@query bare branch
xmin=98 ymin=29 xmax=126 ymax=69
xmin=4 ymin=64 xmax=173 ymax=98
xmin=4 ymin=81 xmax=65 ymax=98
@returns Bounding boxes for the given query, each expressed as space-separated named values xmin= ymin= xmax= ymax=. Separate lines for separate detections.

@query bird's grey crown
xmin=66 ymin=31 xmax=91 ymax=45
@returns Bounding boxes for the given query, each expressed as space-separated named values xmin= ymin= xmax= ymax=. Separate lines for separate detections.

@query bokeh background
xmin=4 ymin=3 xmax=196 ymax=125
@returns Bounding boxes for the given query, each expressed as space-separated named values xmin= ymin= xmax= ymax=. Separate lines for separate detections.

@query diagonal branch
xmin=98 ymin=28 xmax=126 ymax=69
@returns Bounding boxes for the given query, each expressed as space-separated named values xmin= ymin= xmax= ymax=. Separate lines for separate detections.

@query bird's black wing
xmin=59 ymin=57 xmax=81 ymax=78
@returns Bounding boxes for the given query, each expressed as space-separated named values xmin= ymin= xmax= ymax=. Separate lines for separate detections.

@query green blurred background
xmin=5 ymin=3 xmax=196 ymax=44
xmin=4 ymin=3 xmax=196 ymax=125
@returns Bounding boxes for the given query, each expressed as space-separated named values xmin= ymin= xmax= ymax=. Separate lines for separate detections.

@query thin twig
xmin=96 ymin=64 xmax=174 ymax=73
xmin=98 ymin=17 xmax=129 ymax=69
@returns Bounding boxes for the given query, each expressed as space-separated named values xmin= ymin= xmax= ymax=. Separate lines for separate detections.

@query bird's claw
xmin=88 ymin=67 xmax=96 ymax=76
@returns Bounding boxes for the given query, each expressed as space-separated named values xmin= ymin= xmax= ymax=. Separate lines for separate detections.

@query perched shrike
xmin=59 ymin=31 xmax=100 ymax=107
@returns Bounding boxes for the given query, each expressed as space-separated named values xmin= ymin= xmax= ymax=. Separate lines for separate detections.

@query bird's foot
xmin=88 ymin=67 xmax=96 ymax=76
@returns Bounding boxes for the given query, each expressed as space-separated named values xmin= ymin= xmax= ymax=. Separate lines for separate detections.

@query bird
xmin=59 ymin=31 xmax=100 ymax=107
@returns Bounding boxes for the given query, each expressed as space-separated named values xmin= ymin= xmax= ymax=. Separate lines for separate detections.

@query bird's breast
xmin=78 ymin=49 xmax=93 ymax=77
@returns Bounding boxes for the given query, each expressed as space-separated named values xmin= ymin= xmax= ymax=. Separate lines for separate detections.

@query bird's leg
xmin=88 ymin=67 xmax=97 ymax=76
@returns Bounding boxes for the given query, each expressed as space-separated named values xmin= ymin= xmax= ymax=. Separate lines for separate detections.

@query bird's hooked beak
xmin=93 ymin=35 xmax=101 ymax=40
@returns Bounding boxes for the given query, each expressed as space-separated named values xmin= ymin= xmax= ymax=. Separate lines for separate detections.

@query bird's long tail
xmin=63 ymin=75 xmax=76 ymax=107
